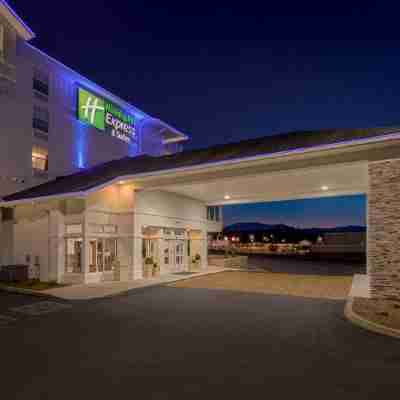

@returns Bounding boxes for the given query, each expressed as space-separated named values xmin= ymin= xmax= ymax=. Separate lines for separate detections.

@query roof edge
xmin=3 ymin=129 xmax=400 ymax=207
xmin=0 ymin=1 xmax=35 ymax=40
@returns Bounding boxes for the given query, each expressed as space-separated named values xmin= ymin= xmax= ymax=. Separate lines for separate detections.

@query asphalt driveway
xmin=1 ymin=284 xmax=399 ymax=399
xmin=170 ymin=271 xmax=353 ymax=299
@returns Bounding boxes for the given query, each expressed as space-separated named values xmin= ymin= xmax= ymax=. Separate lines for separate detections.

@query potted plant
xmin=143 ymin=257 xmax=154 ymax=278
xmin=152 ymin=262 xmax=160 ymax=277
xmin=190 ymin=254 xmax=201 ymax=271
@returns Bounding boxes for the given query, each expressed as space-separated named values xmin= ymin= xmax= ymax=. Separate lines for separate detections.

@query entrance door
xmin=89 ymin=238 xmax=118 ymax=278
xmin=175 ymin=240 xmax=185 ymax=271
xmin=163 ymin=239 xmax=186 ymax=272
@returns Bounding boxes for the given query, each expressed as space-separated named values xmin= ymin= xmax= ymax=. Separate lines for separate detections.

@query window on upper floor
xmin=33 ymin=105 xmax=49 ymax=133
xmin=33 ymin=68 xmax=49 ymax=99
xmin=215 ymin=207 xmax=220 ymax=222
xmin=207 ymin=206 xmax=221 ymax=222
xmin=32 ymin=145 xmax=48 ymax=172
xmin=0 ymin=24 xmax=4 ymax=61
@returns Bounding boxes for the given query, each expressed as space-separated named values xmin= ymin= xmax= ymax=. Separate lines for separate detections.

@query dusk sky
xmin=11 ymin=0 xmax=396 ymax=227
xmin=223 ymin=195 xmax=366 ymax=228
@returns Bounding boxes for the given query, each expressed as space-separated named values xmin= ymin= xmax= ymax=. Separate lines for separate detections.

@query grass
xmin=0 ymin=279 xmax=66 ymax=291
xmin=169 ymin=270 xmax=353 ymax=300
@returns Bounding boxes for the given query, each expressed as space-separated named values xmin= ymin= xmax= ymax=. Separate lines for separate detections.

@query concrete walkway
xmin=42 ymin=267 xmax=227 ymax=300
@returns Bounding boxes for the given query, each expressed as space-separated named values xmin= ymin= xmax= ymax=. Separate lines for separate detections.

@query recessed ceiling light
xmin=224 ymin=195 xmax=231 ymax=200
xmin=321 ymin=185 xmax=329 ymax=191
xmin=118 ymin=180 xmax=126 ymax=185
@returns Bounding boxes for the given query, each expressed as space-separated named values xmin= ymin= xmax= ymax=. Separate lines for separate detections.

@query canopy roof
xmin=2 ymin=126 xmax=400 ymax=204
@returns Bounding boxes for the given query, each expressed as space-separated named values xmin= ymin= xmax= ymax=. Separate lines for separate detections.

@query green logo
xmin=77 ymin=86 xmax=136 ymax=143
xmin=78 ymin=88 xmax=105 ymax=131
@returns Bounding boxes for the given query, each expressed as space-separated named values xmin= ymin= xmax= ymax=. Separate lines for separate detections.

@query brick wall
xmin=368 ymin=159 xmax=400 ymax=300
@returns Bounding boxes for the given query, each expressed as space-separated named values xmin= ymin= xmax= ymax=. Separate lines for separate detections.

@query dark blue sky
xmin=11 ymin=0 xmax=392 ymax=227
xmin=223 ymin=195 xmax=366 ymax=228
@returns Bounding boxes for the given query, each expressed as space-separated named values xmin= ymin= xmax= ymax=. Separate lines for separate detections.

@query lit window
xmin=32 ymin=146 xmax=48 ymax=171
xmin=215 ymin=207 xmax=220 ymax=222
xmin=0 ymin=24 xmax=4 ymax=60
xmin=33 ymin=105 xmax=49 ymax=132
xmin=33 ymin=68 xmax=49 ymax=97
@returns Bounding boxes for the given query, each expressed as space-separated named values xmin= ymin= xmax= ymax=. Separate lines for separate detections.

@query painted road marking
xmin=0 ymin=315 xmax=17 ymax=325
xmin=10 ymin=301 xmax=72 ymax=316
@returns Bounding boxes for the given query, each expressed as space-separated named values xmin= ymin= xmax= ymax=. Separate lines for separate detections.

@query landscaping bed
xmin=0 ymin=279 xmax=66 ymax=291
xmin=352 ymin=297 xmax=400 ymax=330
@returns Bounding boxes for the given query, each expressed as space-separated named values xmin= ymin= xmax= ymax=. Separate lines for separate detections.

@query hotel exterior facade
xmin=0 ymin=1 xmax=222 ymax=283
xmin=2 ymin=2 xmax=400 ymax=302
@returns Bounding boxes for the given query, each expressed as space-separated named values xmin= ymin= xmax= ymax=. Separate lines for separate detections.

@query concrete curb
xmin=83 ymin=268 xmax=234 ymax=301
xmin=1 ymin=268 xmax=232 ymax=302
xmin=344 ymin=297 xmax=400 ymax=339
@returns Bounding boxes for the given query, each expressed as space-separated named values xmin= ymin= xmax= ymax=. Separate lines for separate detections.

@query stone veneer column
xmin=368 ymin=159 xmax=400 ymax=300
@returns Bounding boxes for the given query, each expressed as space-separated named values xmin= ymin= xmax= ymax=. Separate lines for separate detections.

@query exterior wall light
xmin=224 ymin=195 xmax=231 ymax=200
xmin=321 ymin=185 xmax=329 ymax=191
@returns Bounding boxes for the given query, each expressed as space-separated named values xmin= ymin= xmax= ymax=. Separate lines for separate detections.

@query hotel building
xmin=3 ymin=2 xmax=400 ymax=302
xmin=0 ymin=1 xmax=222 ymax=283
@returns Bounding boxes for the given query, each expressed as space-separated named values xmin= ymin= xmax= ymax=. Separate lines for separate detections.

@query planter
xmin=143 ymin=264 xmax=153 ymax=279
xmin=189 ymin=261 xmax=201 ymax=272
xmin=152 ymin=266 xmax=160 ymax=277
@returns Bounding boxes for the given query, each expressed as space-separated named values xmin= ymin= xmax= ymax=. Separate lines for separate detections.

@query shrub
xmin=144 ymin=257 xmax=154 ymax=265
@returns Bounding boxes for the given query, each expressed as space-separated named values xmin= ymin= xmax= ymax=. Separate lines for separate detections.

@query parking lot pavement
xmin=0 ymin=292 xmax=44 ymax=312
xmin=1 ymin=282 xmax=399 ymax=400
xmin=170 ymin=270 xmax=353 ymax=299
xmin=246 ymin=254 xmax=366 ymax=275
xmin=0 ymin=291 xmax=71 ymax=326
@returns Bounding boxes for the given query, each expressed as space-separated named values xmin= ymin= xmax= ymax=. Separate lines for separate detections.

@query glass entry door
xmin=164 ymin=239 xmax=186 ymax=272
xmin=175 ymin=240 xmax=185 ymax=270
xmin=89 ymin=238 xmax=117 ymax=274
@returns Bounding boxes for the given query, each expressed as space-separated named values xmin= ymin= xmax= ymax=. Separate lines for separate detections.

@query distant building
xmin=312 ymin=231 xmax=366 ymax=254
xmin=323 ymin=232 xmax=366 ymax=246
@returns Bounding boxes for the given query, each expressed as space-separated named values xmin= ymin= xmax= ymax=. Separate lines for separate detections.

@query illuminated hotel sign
xmin=77 ymin=87 xmax=136 ymax=143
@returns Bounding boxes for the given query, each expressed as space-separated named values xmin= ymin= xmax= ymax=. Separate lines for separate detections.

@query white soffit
xmin=161 ymin=162 xmax=368 ymax=205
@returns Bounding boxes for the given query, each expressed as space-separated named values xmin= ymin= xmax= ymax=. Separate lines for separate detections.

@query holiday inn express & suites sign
xmin=77 ymin=87 xmax=136 ymax=143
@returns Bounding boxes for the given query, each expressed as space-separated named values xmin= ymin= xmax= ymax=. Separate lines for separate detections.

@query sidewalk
xmin=41 ymin=267 xmax=228 ymax=300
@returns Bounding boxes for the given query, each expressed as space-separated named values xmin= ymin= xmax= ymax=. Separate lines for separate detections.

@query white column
xmin=201 ymin=230 xmax=208 ymax=270
xmin=132 ymin=215 xmax=143 ymax=280
xmin=48 ymin=209 xmax=64 ymax=283
xmin=82 ymin=209 xmax=90 ymax=283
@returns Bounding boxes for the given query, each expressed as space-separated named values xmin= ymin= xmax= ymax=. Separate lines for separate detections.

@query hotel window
xmin=207 ymin=206 xmax=220 ymax=222
xmin=65 ymin=238 xmax=83 ymax=273
xmin=32 ymin=146 xmax=48 ymax=172
xmin=0 ymin=24 xmax=4 ymax=61
xmin=215 ymin=207 xmax=220 ymax=222
xmin=33 ymin=105 xmax=49 ymax=132
xmin=33 ymin=68 xmax=49 ymax=98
